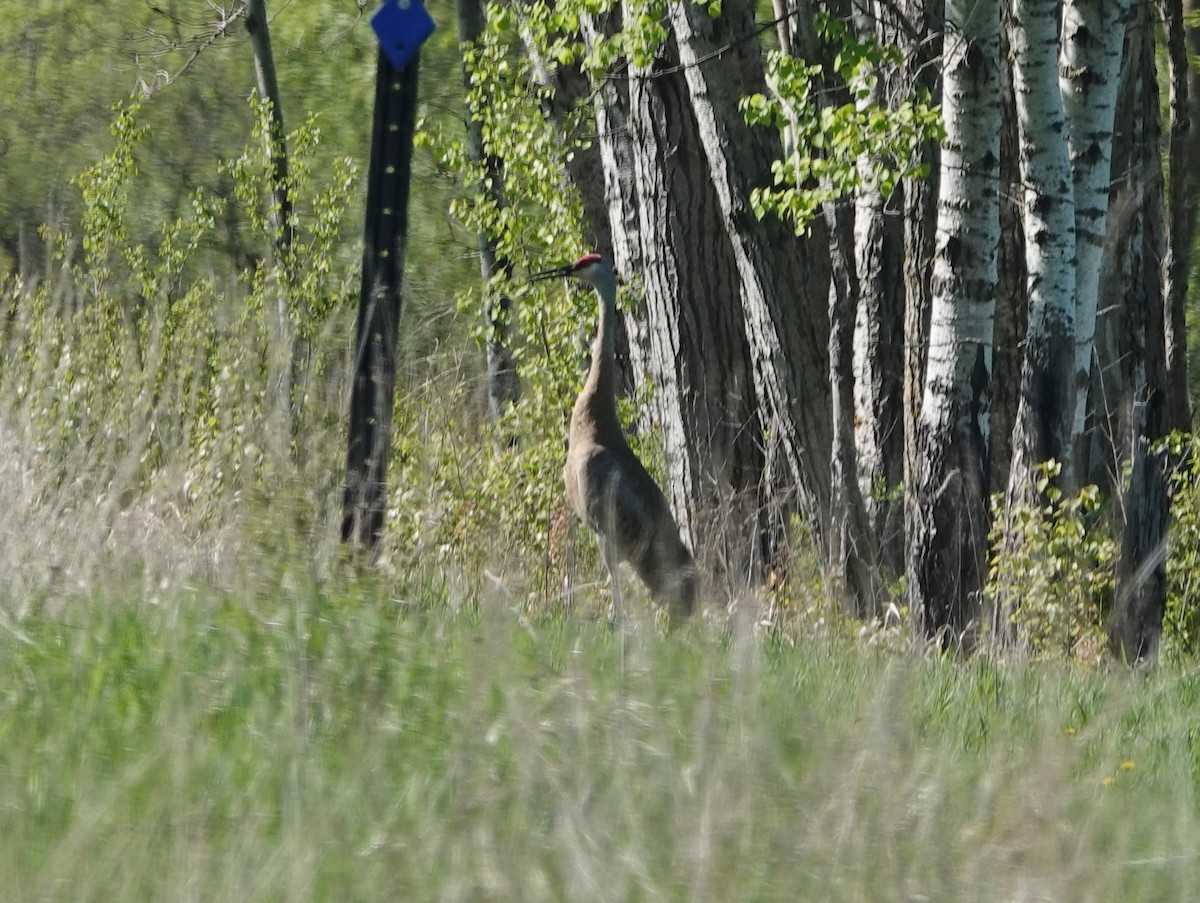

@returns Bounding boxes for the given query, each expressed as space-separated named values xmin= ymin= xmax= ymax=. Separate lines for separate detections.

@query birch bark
xmin=1006 ymin=0 xmax=1078 ymax=499
xmin=1060 ymin=0 xmax=1131 ymax=451
xmin=852 ymin=0 xmax=906 ymax=574
xmin=907 ymin=0 xmax=1000 ymax=638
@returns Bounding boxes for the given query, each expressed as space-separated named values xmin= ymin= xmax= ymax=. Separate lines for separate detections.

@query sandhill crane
xmin=533 ymin=253 xmax=697 ymax=622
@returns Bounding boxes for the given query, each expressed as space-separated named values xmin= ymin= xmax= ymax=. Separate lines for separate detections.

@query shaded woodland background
xmin=3 ymin=0 xmax=1200 ymax=665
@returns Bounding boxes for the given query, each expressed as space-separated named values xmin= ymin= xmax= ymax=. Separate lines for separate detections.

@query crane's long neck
xmin=578 ymin=272 xmax=621 ymax=430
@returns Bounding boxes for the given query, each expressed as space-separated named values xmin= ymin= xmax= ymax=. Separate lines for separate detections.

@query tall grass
xmin=2 ymin=564 xmax=1200 ymax=901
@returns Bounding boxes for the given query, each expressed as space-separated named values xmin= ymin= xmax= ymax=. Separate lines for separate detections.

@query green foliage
xmin=0 ymin=0 xmax=259 ymax=275
xmin=1 ymin=97 xmax=358 ymax=520
xmin=0 ymin=0 xmax=403 ymax=289
xmin=410 ymin=3 xmax=606 ymax=595
xmin=507 ymin=0 xmax=673 ymax=72
xmin=741 ymin=12 xmax=942 ymax=233
xmin=986 ymin=461 xmax=1116 ymax=661
xmin=1163 ymin=433 xmax=1200 ymax=658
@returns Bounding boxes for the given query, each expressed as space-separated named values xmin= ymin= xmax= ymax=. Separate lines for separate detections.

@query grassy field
xmin=2 ymin=544 xmax=1199 ymax=902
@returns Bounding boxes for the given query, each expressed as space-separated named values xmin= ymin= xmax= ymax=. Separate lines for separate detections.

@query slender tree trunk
xmin=456 ymin=0 xmax=519 ymax=427
xmin=826 ymin=191 xmax=884 ymax=611
xmin=853 ymin=0 xmax=906 ymax=575
xmin=1162 ymin=0 xmax=1198 ymax=432
xmin=907 ymin=0 xmax=1001 ymax=641
xmin=243 ymin=0 xmax=298 ymax=442
xmin=899 ymin=0 xmax=942 ymax=601
xmin=990 ymin=17 xmax=1027 ymax=496
xmin=243 ymin=0 xmax=293 ymax=269
xmin=1111 ymin=437 xmax=1170 ymax=665
xmin=1006 ymin=0 xmax=1079 ymax=502
xmin=852 ymin=185 xmax=905 ymax=574
xmin=1060 ymin=0 xmax=1131 ymax=463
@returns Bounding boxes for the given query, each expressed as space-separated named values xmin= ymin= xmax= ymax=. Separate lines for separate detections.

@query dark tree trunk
xmin=243 ymin=0 xmax=294 ymax=269
xmin=1110 ymin=438 xmax=1170 ymax=665
xmin=1162 ymin=0 xmax=1198 ymax=432
xmin=989 ymin=20 xmax=1027 ymax=497
xmin=853 ymin=186 xmax=905 ymax=575
xmin=626 ymin=44 xmax=768 ymax=587
xmin=244 ymin=0 xmax=298 ymax=436
xmin=667 ymin=0 xmax=835 ymax=573
xmin=1096 ymin=4 xmax=1165 ymax=480
xmin=826 ymin=192 xmax=885 ymax=611
xmin=1100 ymin=3 xmax=1172 ymax=665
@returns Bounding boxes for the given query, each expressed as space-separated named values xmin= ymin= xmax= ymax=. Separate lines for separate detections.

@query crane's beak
xmin=529 ymin=263 xmax=575 ymax=283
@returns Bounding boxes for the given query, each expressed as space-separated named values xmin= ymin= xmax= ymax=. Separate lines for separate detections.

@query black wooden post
xmin=342 ymin=48 xmax=420 ymax=550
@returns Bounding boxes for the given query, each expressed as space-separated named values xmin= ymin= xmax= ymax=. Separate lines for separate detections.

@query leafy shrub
xmin=1163 ymin=433 xmax=1200 ymax=659
xmin=986 ymin=461 xmax=1116 ymax=661
xmin=0 ymin=97 xmax=359 ymax=574
xmin=740 ymin=11 xmax=942 ymax=233
xmin=405 ymin=5 xmax=602 ymax=604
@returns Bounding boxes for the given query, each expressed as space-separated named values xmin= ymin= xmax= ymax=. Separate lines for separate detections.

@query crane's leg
xmin=599 ymin=536 xmax=626 ymax=679
xmin=600 ymin=537 xmax=623 ymax=624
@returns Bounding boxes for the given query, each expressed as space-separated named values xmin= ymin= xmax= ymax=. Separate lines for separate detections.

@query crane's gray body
xmin=557 ymin=256 xmax=697 ymax=620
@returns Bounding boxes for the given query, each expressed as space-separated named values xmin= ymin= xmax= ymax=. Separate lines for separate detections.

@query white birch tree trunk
xmin=907 ymin=0 xmax=1001 ymax=638
xmin=1006 ymin=0 xmax=1078 ymax=498
xmin=853 ymin=0 xmax=905 ymax=574
xmin=899 ymin=0 xmax=943 ymax=621
xmin=1060 ymin=0 xmax=1131 ymax=448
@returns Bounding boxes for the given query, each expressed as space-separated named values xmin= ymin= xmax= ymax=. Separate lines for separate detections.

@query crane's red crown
xmin=529 ymin=253 xmax=606 ymax=283
xmin=572 ymin=253 xmax=603 ymax=271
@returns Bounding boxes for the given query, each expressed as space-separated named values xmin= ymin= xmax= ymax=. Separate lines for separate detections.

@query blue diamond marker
xmin=371 ymin=0 xmax=436 ymax=71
